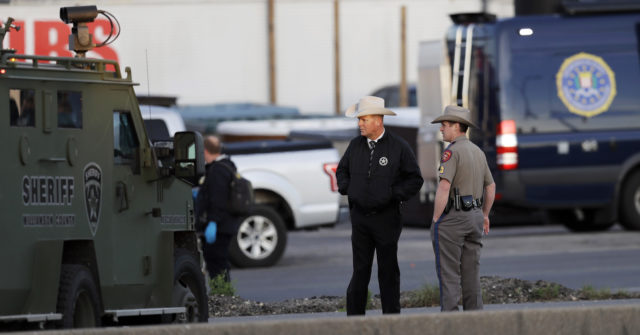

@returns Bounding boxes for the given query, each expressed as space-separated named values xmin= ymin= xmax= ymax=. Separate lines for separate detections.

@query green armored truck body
xmin=0 ymin=6 xmax=207 ymax=329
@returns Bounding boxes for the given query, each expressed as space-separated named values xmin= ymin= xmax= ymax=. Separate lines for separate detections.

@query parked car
xmin=370 ymin=83 xmax=417 ymax=107
xmin=140 ymin=105 xmax=186 ymax=141
xmin=177 ymin=103 xmax=301 ymax=135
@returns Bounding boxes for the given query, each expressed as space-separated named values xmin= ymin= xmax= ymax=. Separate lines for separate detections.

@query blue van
xmin=442 ymin=2 xmax=640 ymax=231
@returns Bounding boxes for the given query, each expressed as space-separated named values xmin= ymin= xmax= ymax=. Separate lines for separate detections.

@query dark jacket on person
xmin=196 ymin=156 xmax=240 ymax=234
xmin=336 ymin=130 xmax=423 ymax=213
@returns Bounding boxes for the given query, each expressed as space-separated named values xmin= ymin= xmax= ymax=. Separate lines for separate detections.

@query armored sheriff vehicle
xmin=0 ymin=6 xmax=208 ymax=329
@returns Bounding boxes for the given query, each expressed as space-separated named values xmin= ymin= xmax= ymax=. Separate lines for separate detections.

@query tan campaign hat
xmin=345 ymin=96 xmax=397 ymax=118
xmin=431 ymin=105 xmax=478 ymax=128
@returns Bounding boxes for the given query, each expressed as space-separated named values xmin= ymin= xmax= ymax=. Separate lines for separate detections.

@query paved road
xmin=231 ymin=216 xmax=640 ymax=303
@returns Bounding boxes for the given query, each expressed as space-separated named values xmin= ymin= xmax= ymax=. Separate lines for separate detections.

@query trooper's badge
xmin=83 ymin=162 xmax=102 ymax=236
xmin=379 ymin=157 xmax=388 ymax=166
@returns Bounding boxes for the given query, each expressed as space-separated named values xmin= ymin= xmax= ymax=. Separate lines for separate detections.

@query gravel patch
xmin=209 ymin=276 xmax=640 ymax=317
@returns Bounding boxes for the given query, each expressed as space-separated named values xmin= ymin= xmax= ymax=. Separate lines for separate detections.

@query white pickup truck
xmin=142 ymin=106 xmax=341 ymax=267
xmin=222 ymin=140 xmax=340 ymax=267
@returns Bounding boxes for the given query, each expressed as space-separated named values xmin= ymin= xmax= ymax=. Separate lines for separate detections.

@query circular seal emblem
xmin=379 ymin=156 xmax=388 ymax=166
xmin=83 ymin=162 xmax=102 ymax=236
xmin=555 ymin=52 xmax=616 ymax=118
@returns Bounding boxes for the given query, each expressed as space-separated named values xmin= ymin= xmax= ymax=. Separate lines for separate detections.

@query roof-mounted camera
xmin=60 ymin=5 xmax=120 ymax=58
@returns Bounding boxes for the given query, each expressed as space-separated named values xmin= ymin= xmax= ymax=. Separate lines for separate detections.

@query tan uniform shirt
xmin=438 ymin=135 xmax=493 ymax=199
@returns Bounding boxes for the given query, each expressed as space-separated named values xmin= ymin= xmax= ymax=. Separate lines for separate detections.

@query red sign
xmin=6 ymin=19 xmax=119 ymax=63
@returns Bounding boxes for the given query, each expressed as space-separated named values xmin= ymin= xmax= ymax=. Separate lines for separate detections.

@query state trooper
xmin=430 ymin=105 xmax=496 ymax=311
xmin=336 ymin=96 xmax=423 ymax=315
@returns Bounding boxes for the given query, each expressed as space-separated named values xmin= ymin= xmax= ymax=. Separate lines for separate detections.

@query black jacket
xmin=196 ymin=157 xmax=240 ymax=234
xmin=336 ymin=130 xmax=423 ymax=213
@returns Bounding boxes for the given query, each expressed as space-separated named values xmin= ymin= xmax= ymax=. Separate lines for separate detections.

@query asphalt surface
xmin=230 ymin=210 xmax=640 ymax=303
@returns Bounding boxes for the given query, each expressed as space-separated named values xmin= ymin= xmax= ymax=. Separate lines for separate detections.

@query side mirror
xmin=173 ymin=131 xmax=205 ymax=185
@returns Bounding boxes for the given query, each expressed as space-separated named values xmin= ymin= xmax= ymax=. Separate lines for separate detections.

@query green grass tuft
xmin=532 ymin=284 xmax=561 ymax=300
xmin=411 ymin=283 xmax=440 ymax=307
xmin=209 ymin=272 xmax=236 ymax=296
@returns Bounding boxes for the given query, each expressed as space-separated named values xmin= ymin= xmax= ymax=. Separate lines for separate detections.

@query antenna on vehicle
xmin=60 ymin=5 xmax=121 ymax=58
xmin=145 ymin=49 xmax=152 ymax=118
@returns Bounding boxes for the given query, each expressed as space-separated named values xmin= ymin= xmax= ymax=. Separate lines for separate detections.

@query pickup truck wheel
xmin=230 ymin=205 xmax=287 ymax=268
xmin=620 ymin=171 xmax=640 ymax=230
xmin=56 ymin=264 xmax=102 ymax=329
xmin=170 ymin=248 xmax=209 ymax=323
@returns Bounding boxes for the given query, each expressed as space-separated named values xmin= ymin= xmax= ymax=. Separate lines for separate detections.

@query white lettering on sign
xmin=5 ymin=18 xmax=119 ymax=65
xmin=22 ymin=175 xmax=75 ymax=206
xmin=23 ymin=214 xmax=75 ymax=227
xmin=161 ymin=215 xmax=187 ymax=225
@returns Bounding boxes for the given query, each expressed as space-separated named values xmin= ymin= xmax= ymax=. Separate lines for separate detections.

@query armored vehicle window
xmin=114 ymin=111 xmax=139 ymax=165
xmin=57 ymin=91 xmax=83 ymax=128
xmin=9 ymin=89 xmax=35 ymax=127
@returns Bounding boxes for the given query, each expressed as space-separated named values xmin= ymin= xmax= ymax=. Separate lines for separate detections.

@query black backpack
xmin=219 ymin=162 xmax=254 ymax=216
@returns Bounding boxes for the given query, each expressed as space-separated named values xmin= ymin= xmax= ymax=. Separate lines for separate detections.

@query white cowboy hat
xmin=431 ymin=105 xmax=478 ymax=128
xmin=345 ymin=96 xmax=397 ymax=118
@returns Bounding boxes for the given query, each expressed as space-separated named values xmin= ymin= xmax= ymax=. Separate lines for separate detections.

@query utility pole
xmin=334 ymin=0 xmax=341 ymax=115
xmin=399 ymin=6 xmax=408 ymax=107
xmin=268 ymin=0 xmax=276 ymax=104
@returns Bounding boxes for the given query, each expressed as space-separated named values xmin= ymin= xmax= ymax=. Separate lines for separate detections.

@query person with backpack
xmin=196 ymin=135 xmax=242 ymax=282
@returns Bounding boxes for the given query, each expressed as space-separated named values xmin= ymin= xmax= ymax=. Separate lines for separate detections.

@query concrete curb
xmin=16 ymin=304 xmax=640 ymax=335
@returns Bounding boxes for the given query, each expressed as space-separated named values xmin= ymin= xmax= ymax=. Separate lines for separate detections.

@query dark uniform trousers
xmin=347 ymin=205 xmax=402 ymax=315
xmin=203 ymin=232 xmax=233 ymax=282
xmin=431 ymin=208 xmax=484 ymax=311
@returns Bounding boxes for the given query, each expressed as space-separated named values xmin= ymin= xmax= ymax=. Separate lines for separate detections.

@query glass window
xmin=113 ymin=111 xmax=139 ymax=165
xmin=9 ymin=88 xmax=35 ymax=127
xmin=58 ymin=91 xmax=83 ymax=128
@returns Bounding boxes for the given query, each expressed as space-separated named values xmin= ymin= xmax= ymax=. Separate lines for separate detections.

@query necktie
xmin=368 ymin=141 xmax=376 ymax=177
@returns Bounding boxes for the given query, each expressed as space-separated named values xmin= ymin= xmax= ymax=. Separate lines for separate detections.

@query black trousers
xmin=203 ymin=232 xmax=232 ymax=282
xmin=347 ymin=206 xmax=402 ymax=315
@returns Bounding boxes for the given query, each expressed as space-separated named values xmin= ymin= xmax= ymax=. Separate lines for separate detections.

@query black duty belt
xmin=444 ymin=196 xmax=482 ymax=214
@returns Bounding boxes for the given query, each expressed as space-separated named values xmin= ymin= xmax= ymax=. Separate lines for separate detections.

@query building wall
xmin=3 ymin=0 xmax=513 ymax=113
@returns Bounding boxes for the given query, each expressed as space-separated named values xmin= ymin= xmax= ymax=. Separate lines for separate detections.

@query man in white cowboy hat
xmin=336 ymin=96 xmax=423 ymax=315
xmin=430 ymin=105 xmax=495 ymax=311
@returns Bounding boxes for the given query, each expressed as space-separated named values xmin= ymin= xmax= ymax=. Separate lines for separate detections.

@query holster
xmin=461 ymin=195 xmax=474 ymax=211
xmin=446 ymin=196 xmax=483 ymax=212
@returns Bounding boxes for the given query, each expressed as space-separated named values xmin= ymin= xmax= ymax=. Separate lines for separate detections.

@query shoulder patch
xmin=441 ymin=149 xmax=452 ymax=163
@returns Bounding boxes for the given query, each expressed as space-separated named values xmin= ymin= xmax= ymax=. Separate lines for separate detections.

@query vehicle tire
xmin=549 ymin=209 xmax=614 ymax=232
xmin=229 ymin=205 xmax=287 ymax=268
xmin=170 ymin=248 xmax=209 ymax=323
xmin=56 ymin=264 xmax=102 ymax=329
xmin=619 ymin=171 xmax=640 ymax=230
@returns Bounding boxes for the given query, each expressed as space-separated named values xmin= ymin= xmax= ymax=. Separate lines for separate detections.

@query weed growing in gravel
xmin=532 ymin=284 xmax=561 ymax=300
xmin=337 ymin=290 xmax=374 ymax=312
xmin=209 ymin=272 xmax=236 ymax=296
xmin=411 ymin=283 xmax=440 ymax=307
xmin=579 ymin=285 xmax=611 ymax=300
xmin=578 ymin=285 xmax=634 ymax=300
